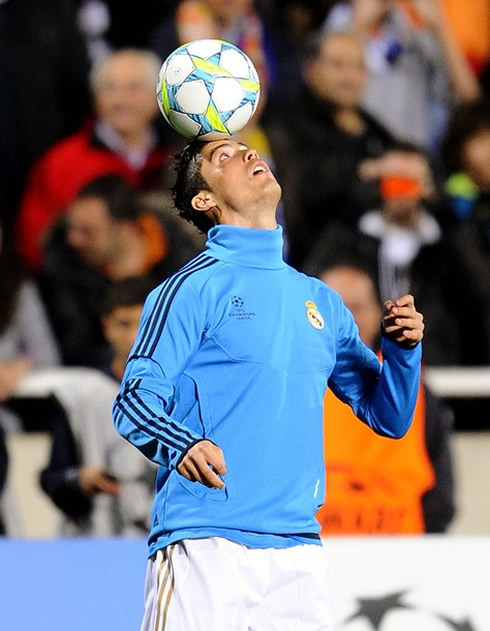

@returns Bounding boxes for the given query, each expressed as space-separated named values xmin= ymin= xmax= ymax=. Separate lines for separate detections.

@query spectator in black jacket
xmin=441 ymin=99 xmax=490 ymax=365
xmin=265 ymin=29 xmax=396 ymax=269
xmin=40 ymin=174 xmax=204 ymax=367
xmin=303 ymin=144 xmax=458 ymax=365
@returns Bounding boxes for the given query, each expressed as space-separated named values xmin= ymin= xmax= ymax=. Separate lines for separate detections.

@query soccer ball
xmin=156 ymin=38 xmax=261 ymax=141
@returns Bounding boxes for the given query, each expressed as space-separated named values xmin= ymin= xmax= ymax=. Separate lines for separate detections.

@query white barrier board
xmin=324 ymin=536 xmax=490 ymax=630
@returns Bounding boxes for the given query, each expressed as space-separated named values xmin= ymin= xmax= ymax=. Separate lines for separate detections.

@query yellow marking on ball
xmin=192 ymin=56 xmax=233 ymax=77
xmin=205 ymin=103 xmax=229 ymax=133
xmin=238 ymin=79 xmax=260 ymax=92
xmin=160 ymin=76 xmax=170 ymax=115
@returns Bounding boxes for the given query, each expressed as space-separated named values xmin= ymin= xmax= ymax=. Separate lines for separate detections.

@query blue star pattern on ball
xmin=157 ymin=39 xmax=261 ymax=140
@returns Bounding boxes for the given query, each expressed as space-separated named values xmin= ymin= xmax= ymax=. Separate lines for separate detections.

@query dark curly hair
xmin=76 ymin=173 xmax=141 ymax=221
xmin=171 ymin=140 xmax=216 ymax=234
xmin=101 ymin=276 xmax=155 ymax=316
xmin=442 ymin=99 xmax=490 ymax=174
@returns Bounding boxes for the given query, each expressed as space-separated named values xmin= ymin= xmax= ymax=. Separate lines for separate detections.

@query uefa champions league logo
xmin=228 ymin=295 xmax=256 ymax=321
xmin=230 ymin=296 xmax=244 ymax=309
xmin=341 ymin=590 xmax=477 ymax=630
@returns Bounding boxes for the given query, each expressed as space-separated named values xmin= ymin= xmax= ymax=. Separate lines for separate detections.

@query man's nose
xmin=243 ymin=148 xmax=259 ymax=162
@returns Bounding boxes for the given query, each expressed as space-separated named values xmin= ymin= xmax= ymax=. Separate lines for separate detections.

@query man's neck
xmin=95 ymin=120 xmax=156 ymax=167
xmin=333 ymin=106 xmax=365 ymax=136
xmin=212 ymin=199 xmax=279 ymax=231
xmin=110 ymin=356 xmax=126 ymax=382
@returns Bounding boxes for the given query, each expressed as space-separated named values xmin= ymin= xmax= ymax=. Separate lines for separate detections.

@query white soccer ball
xmin=156 ymin=39 xmax=261 ymax=140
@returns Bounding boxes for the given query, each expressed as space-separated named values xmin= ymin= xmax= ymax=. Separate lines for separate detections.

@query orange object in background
xmin=380 ymin=175 xmax=423 ymax=201
xmin=397 ymin=0 xmax=490 ymax=73
xmin=442 ymin=0 xmax=490 ymax=73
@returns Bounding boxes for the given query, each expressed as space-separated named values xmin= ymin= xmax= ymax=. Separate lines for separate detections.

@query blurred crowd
xmin=1 ymin=0 xmax=489 ymax=538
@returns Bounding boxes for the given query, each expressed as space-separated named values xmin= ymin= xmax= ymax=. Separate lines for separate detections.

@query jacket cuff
xmin=380 ymin=323 xmax=422 ymax=350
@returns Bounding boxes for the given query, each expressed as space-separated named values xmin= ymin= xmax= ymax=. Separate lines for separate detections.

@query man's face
xmin=194 ymin=139 xmax=281 ymax=221
xmin=463 ymin=129 xmax=490 ymax=193
xmin=321 ymin=267 xmax=382 ymax=348
xmin=352 ymin=0 xmax=392 ymax=22
xmin=383 ymin=197 xmax=421 ymax=227
xmin=305 ymin=34 xmax=367 ymax=108
xmin=102 ymin=304 xmax=143 ymax=360
xmin=204 ymin=0 xmax=252 ymax=23
xmin=66 ymin=196 xmax=119 ymax=267
xmin=378 ymin=150 xmax=428 ymax=226
xmin=94 ymin=53 xmax=158 ymax=137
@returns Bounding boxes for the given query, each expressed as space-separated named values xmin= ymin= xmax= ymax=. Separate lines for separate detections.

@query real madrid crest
xmin=305 ymin=300 xmax=324 ymax=330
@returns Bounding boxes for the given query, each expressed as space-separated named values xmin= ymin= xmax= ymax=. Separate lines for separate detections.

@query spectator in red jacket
xmin=15 ymin=48 xmax=173 ymax=274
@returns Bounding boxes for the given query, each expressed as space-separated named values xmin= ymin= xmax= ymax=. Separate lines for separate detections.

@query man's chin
xmin=75 ymin=251 xmax=100 ymax=267
xmin=267 ymin=179 xmax=282 ymax=205
xmin=258 ymin=184 xmax=282 ymax=218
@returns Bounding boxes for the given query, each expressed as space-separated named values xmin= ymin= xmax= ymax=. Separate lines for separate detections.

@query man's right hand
xmin=352 ymin=0 xmax=389 ymax=31
xmin=177 ymin=440 xmax=227 ymax=489
xmin=79 ymin=466 xmax=121 ymax=497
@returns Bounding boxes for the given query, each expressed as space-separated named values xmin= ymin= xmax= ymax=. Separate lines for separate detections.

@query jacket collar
xmin=206 ymin=224 xmax=285 ymax=270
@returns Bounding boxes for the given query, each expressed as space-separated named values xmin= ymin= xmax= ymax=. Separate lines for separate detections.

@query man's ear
xmin=302 ymin=59 xmax=316 ymax=88
xmin=191 ymin=191 xmax=217 ymax=213
xmin=100 ymin=314 xmax=111 ymax=343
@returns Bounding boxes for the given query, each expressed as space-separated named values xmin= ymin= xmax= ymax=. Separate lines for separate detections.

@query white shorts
xmin=140 ymin=536 xmax=336 ymax=631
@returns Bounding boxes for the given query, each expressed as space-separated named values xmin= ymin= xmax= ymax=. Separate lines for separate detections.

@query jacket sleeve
xmin=39 ymin=401 xmax=92 ymax=519
xmin=328 ymin=302 xmax=421 ymax=438
xmin=113 ymin=279 xmax=208 ymax=469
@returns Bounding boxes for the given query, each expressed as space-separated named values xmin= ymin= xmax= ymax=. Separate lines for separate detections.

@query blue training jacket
xmin=113 ymin=224 xmax=421 ymax=556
